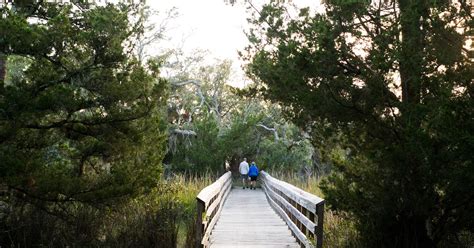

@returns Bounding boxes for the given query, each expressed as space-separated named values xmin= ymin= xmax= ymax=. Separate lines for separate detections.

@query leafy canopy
xmin=243 ymin=0 xmax=473 ymax=247
xmin=0 ymin=3 xmax=168 ymax=207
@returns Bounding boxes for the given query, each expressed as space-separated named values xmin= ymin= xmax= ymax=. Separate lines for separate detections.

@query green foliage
xmin=0 ymin=2 xmax=168 ymax=246
xmin=244 ymin=0 xmax=473 ymax=247
xmin=104 ymin=183 xmax=183 ymax=247
xmin=170 ymin=114 xmax=225 ymax=172
xmin=164 ymin=54 xmax=314 ymax=175
xmin=168 ymin=93 xmax=314 ymax=175
xmin=171 ymin=175 xmax=214 ymax=247
xmin=258 ymin=130 xmax=312 ymax=172
xmin=0 ymin=200 xmax=106 ymax=246
xmin=219 ymin=108 xmax=263 ymax=159
xmin=0 ymin=181 xmax=187 ymax=247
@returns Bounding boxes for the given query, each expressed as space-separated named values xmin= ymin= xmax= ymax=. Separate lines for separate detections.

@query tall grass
xmin=171 ymin=174 xmax=214 ymax=247
xmin=0 ymin=175 xmax=215 ymax=248
xmin=0 ymin=172 xmax=361 ymax=247
xmin=101 ymin=182 xmax=185 ymax=247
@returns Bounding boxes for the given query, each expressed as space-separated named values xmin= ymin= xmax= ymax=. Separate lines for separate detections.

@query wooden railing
xmin=261 ymin=171 xmax=325 ymax=248
xmin=195 ymin=171 xmax=232 ymax=248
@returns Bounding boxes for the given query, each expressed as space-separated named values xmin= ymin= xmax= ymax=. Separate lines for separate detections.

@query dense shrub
xmin=0 ymin=183 xmax=184 ymax=248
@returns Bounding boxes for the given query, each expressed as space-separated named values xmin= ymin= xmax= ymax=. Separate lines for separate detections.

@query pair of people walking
xmin=238 ymin=158 xmax=259 ymax=189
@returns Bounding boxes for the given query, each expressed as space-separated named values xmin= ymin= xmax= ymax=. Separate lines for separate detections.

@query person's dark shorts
xmin=250 ymin=176 xmax=257 ymax=181
xmin=240 ymin=174 xmax=248 ymax=180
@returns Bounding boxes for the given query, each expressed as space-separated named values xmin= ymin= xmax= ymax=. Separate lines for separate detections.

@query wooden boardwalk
xmin=196 ymin=171 xmax=324 ymax=247
xmin=209 ymin=188 xmax=299 ymax=248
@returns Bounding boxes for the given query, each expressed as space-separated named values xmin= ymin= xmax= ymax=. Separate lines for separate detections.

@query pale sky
xmin=148 ymin=0 xmax=322 ymax=87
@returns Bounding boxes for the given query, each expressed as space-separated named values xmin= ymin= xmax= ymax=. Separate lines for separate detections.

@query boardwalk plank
xmin=209 ymin=188 xmax=299 ymax=248
xmin=212 ymin=245 xmax=300 ymax=248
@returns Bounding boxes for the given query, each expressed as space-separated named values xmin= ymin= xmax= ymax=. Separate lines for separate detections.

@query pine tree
xmin=244 ymin=0 xmax=473 ymax=246
xmin=0 ymin=1 xmax=167 ymax=217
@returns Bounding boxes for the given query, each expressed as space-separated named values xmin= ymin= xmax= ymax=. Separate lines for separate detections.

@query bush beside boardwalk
xmin=0 ymin=174 xmax=209 ymax=247
xmin=3 ymin=171 xmax=471 ymax=247
xmin=272 ymin=172 xmax=474 ymax=248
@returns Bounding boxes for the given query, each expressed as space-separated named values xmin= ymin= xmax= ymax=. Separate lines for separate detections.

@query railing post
xmin=195 ymin=198 xmax=205 ymax=248
xmin=316 ymin=201 xmax=324 ymax=248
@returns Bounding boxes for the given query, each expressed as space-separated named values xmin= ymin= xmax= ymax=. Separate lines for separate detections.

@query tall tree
xmin=244 ymin=0 xmax=473 ymax=247
xmin=0 ymin=0 xmax=167 ymax=225
xmin=0 ymin=53 xmax=5 ymax=92
xmin=163 ymin=53 xmax=251 ymax=173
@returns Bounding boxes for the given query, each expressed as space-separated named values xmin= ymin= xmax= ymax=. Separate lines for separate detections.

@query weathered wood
xmin=196 ymin=171 xmax=324 ymax=248
xmin=202 ymin=179 xmax=232 ymax=246
xmin=197 ymin=171 xmax=232 ymax=207
xmin=209 ymin=188 xmax=299 ymax=247
xmin=316 ymin=202 xmax=325 ymax=248
xmin=261 ymin=171 xmax=325 ymax=248
xmin=196 ymin=199 xmax=205 ymax=248
xmin=302 ymin=207 xmax=308 ymax=236
xmin=308 ymin=210 xmax=315 ymax=241
xmin=206 ymin=178 xmax=232 ymax=217
xmin=263 ymin=184 xmax=312 ymax=247
xmin=262 ymin=172 xmax=323 ymax=214
xmin=211 ymin=245 xmax=300 ymax=248
xmin=264 ymin=181 xmax=317 ymax=233
xmin=196 ymin=171 xmax=232 ymax=247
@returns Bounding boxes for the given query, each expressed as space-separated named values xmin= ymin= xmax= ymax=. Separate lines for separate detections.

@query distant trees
xmin=244 ymin=0 xmax=473 ymax=247
xmin=0 ymin=2 xmax=168 ymax=245
xmin=161 ymin=50 xmax=314 ymax=174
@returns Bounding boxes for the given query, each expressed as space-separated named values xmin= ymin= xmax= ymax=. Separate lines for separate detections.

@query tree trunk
xmin=396 ymin=1 xmax=436 ymax=247
xmin=401 ymin=217 xmax=436 ymax=248
xmin=0 ymin=53 xmax=6 ymax=93
xmin=399 ymin=0 xmax=426 ymax=104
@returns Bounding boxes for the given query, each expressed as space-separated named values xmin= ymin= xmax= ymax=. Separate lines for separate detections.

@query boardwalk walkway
xmin=196 ymin=171 xmax=324 ymax=247
xmin=209 ymin=188 xmax=299 ymax=248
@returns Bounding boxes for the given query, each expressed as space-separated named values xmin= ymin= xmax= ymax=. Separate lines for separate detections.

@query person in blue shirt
xmin=248 ymin=162 xmax=259 ymax=190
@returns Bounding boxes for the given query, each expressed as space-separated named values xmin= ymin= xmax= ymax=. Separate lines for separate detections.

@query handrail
xmin=195 ymin=171 xmax=232 ymax=248
xmin=261 ymin=171 xmax=325 ymax=248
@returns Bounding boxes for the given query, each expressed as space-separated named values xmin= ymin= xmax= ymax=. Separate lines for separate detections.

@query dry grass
xmin=171 ymin=174 xmax=214 ymax=247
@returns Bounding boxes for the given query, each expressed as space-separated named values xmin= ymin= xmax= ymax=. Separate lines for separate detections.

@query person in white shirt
xmin=239 ymin=158 xmax=249 ymax=189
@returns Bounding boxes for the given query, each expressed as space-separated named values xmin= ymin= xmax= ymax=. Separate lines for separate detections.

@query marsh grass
xmin=171 ymin=174 xmax=214 ymax=247
xmin=1 ymin=171 xmax=362 ymax=247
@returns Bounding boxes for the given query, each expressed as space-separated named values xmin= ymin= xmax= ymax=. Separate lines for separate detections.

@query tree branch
xmin=257 ymin=123 xmax=279 ymax=141
xmin=170 ymin=129 xmax=197 ymax=136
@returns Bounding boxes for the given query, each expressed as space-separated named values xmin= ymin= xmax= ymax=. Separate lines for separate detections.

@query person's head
xmin=243 ymin=158 xmax=247 ymax=162
xmin=251 ymin=161 xmax=255 ymax=165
